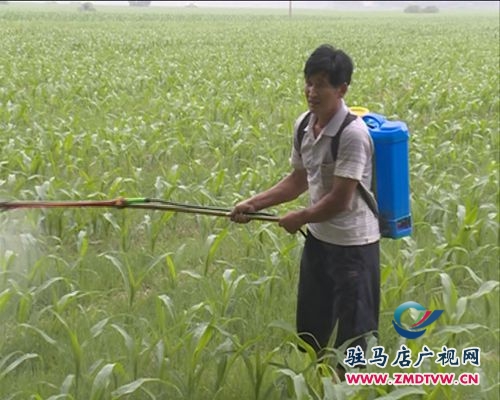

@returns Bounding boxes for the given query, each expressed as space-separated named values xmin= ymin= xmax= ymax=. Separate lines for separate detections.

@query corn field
xmin=0 ymin=3 xmax=498 ymax=400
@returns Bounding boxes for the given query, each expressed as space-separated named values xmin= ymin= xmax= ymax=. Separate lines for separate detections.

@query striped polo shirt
xmin=290 ymin=101 xmax=380 ymax=246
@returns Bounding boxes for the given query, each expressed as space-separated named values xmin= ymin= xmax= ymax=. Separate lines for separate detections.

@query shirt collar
xmin=320 ymin=99 xmax=349 ymax=138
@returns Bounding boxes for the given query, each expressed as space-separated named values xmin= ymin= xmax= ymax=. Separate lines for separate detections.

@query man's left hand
xmin=279 ymin=210 xmax=306 ymax=234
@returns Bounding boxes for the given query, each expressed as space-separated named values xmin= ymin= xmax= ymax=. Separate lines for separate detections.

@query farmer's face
xmin=304 ymin=72 xmax=345 ymax=115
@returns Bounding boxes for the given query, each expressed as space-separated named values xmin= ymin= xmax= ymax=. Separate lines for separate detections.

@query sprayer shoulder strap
xmin=332 ymin=113 xmax=380 ymax=218
xmin=295 ymin=111 xmax=312 ymax=153
xmin=295 ymin=111 xmax=356 ymax=155
xmin=330 ymin=113 xmax=357 ymax=161
xmin=359 ymin=137 xmax=379 ymax=218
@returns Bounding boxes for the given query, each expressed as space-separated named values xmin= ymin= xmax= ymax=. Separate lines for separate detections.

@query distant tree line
xmin=129 ymin=1 xmax=152 ymax=6
xmin=404 ymin=4 xmax=439 ymax=13
xmin=79 ymin=2 xmax=95 ymax=12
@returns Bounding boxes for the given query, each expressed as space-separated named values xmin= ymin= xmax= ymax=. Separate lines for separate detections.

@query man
xmin=230 ymin=44 xmax=380 ymax=371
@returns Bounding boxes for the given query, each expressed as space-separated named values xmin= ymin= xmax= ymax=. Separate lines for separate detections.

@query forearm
xmin=247 ymin=170 xmax=308 ymax=211
xmin=292 ymin=176 xmax=358 ymax=225
xmin=300 ymin=191 xmax=348 ymax=223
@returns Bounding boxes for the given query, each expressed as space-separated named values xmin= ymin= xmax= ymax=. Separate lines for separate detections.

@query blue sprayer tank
xmin=361 ymin=112 xmax=412 ymax=239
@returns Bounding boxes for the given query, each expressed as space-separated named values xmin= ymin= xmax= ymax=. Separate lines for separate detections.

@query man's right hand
xmin=230 ymin=201 xmax=256 ymax=223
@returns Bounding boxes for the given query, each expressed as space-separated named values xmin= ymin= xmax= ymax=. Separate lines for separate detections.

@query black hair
xmin=304 ymin=44 xmax=353 ymax=87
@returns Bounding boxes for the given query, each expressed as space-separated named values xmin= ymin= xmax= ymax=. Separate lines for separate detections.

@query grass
xmin=0 ymin=3 xmax=499 ymax=399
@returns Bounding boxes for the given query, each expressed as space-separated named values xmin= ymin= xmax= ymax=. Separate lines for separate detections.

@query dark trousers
xmin=296 ymin=231 xmax=380 ymax=355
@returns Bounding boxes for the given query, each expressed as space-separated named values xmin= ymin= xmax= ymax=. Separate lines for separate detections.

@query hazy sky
xmin=15 ymin=1 xmax=500 ymax=10
xmin=25 ymin=1 xmax=348 ymax=8
xmin=136 ymin=1 xmax=497 ymax=8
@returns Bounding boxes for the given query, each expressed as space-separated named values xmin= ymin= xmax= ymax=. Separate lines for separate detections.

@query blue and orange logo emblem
xmin=393 ymin=301 xmax=443 ymax=339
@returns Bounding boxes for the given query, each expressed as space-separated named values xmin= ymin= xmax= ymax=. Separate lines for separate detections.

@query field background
xmin=0 ymin=2 xmax=498 ymax=400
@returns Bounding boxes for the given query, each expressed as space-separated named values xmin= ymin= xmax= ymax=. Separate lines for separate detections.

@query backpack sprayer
xmin=351 ymin=107 xmax=413 ymax=239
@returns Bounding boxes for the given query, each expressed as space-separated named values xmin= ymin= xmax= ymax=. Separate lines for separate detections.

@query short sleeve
xmin=334 ymin=122 xmax=372 ymax=181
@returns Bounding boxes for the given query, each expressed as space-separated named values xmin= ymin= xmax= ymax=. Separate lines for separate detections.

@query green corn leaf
xmin=157 ymin=294 xmax=175 ymax=319
xmin=467 ymin=280 xmax=499 ymax=300
xmin=90 ymin=363 xmax=118 ymax=400
xmin=436 ymin=323 xmax=487 ymax=335
xmin=292 ymin=373 xmax=313 ymax=400
xmin=56 ymin=290 xmax=81 ymax=312
xmin=0 ymin=352 xmax=39 ymax=380
xmin=375 ymin=387 xmax=427 ymax=399
xmin=60 ymin=374 xmax=75 ymax=395
xmin=111 ymin=324 xmax=134 ymax=353
xmin=90 ymin=317 xmax=110 ymax=339
xmin=77 ymin=230 xmax=88 ymax=258
xmin=111 ymin=378 xmax=158 ymax=398
xmin=0 ymin=288 xmax=12 ymax=314
xmin=440 ymin=272 xmax=458 ymax=315
xmin=20 ymin=323 xmax=57 ymax=345
xmin=204 ymin=228 xmax=228 ymax=275
xmin=192 ymin=322 xmax=214 ymax=363
xmin=165 ymin=254 xmax=176 ymax=280
xmin=102 ymin=212 xmax=121 ymax=232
